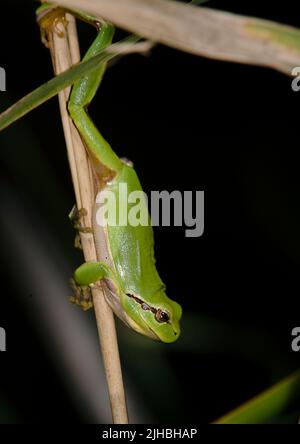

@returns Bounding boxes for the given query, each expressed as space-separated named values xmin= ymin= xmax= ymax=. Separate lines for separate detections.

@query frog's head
xmin=122 ymin=291 xmax=182 ymax=343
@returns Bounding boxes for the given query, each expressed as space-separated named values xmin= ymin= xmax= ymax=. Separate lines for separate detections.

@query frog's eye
xmin=155 ymin=309 xmax=170 ymax=323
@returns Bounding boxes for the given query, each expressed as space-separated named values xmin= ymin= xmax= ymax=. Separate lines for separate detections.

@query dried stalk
xmin=44 ymin=13 xmax=128 ymax=423
xmin=55 ymin=0 xmax=300 ymax=75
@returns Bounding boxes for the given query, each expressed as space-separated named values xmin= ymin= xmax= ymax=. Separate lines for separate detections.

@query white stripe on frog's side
xmin=92 ymin=195 xmax=158 ymax=340
xmin=92 ymin=198 xmax=127 ymax=321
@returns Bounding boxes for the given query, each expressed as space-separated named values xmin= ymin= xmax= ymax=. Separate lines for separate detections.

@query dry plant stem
xmin=56 ymin=0 xmax=300 ymax=75
xmin=48 ymin=14 xmax=128 ymax=424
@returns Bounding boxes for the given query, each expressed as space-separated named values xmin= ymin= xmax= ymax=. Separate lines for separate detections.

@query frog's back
xmin=106 ymin=165 xmax=165 ymax=297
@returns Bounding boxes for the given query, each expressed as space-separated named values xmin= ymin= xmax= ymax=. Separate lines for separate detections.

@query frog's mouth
xmin=125 ymin=293 xmax=168 ymax=341
xmin=126 ymin=293 xmax=159 ymax=318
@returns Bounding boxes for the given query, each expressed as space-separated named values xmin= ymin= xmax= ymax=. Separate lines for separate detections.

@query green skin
xmin=37 ymin=4 xmax=182 ymax=343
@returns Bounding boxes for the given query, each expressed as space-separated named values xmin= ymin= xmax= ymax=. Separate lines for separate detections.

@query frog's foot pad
xmin=69 ymin=278 xmax=93 ymax=311
xmin=37 ymin=6 xmax=69 ymax=47
xmin=37 ymin=6 xmax=68 ymax=36
xmin=69 ymin=296 xmax=93 ymax=311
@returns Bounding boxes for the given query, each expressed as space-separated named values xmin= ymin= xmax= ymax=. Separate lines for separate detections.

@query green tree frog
xmin=37 ymin=3 xmax=182 ymax=343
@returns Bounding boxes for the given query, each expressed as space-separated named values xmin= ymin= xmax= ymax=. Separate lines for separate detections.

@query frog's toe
xmin=69 ymin=279 xmax=93 ymax=310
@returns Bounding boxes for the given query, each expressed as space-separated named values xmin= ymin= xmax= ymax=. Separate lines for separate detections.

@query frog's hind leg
xmin=68 ymin=21 xmax=123 ymax=177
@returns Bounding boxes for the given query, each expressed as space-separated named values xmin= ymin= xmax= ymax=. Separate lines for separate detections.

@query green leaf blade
xmin=0 ymin=35 xmax=139 ymax=132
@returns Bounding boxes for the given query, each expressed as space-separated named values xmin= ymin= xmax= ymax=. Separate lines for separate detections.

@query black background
xmin=0 ymin=0 xmax=299 ymax=424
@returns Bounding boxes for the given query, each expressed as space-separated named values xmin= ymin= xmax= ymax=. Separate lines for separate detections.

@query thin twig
xmin=43 ymin=12 xmax=128 ymax=424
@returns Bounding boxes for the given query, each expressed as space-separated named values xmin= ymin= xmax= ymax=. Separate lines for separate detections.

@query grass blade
xmin=214 ymin=371 xmax=300 ymax=424
xmin=0 ymin=35 xmax=139 ymax=132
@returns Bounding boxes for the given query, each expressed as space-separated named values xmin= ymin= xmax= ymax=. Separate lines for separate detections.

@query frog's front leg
xmin=70 ymin=261 xmax=119 ymax=310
